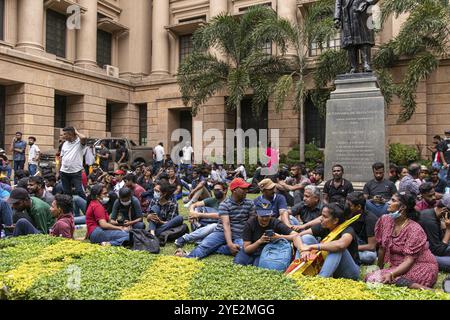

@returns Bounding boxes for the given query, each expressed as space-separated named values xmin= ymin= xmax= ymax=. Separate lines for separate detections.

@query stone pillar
xmin=324 ymin=74 xmax=386 ymax=184
xmin=110 ymin=103 xmax=140 ymax=142
xmin=66 ymin=95 xmax=106 ymax=138
xmin=16 ymin=0 xmax=44 ymax=52
xmin=209 ymin=0 xmax=228 ymax=60
xmin=277 ymin=0 xmax=298 ymax=56
xmin=5 ymin=84 xmax=55 ymax=153
xmin=75 ymin=0 xmax=98 ymax=69
xmin=151 ymin=0 xmax=170 ymax=75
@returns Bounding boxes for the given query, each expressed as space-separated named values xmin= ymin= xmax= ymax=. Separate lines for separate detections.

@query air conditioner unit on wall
xmin=105 ymin=65 xmax=119 ymax=78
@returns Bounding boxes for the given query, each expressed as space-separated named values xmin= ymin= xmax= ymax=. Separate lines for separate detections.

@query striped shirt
xmin=215 ymin=197 xmax=256 ymax=238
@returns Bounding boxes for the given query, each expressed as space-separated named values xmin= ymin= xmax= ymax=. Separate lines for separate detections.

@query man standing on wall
xmin=27 ymin=136 xmax=40 ymax=177
xmin=153 ymin=142 xmax=165 ymax=175
xmin=10 ymin=132 xmax=27 ymax=183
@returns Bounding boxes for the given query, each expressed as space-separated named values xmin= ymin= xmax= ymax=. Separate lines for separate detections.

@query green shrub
xmin=281 ymin=144 xmax=324 ymax=169
xmin=389 ymin=143 xmax=419 ymax=166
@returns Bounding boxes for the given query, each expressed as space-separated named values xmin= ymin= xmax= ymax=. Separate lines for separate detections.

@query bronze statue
xmin=334 ymin=0 xmax=378 ymax=73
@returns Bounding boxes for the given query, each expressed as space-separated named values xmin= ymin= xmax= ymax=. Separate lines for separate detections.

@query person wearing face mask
xmin=146 ymin=180 xmax=183 ymax=237
xmin=365 ymin=192 xmax=438 ymax=289
xmin=174 ymin=182 xmax=228 ymax=251
xmin=85 ymin=184 xmax=130 ymax=246
xmin=27 ymin=136 xmax=40 ymax=176
xmin=415 ymin=182 xmax=438 ymax=212
xmin=110 ymin=187 xmax=144 ymax=230
xmin=186 ymin=178 xmax=255 ymax=259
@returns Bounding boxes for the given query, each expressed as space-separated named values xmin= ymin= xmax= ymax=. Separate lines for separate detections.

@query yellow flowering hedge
xmin=1 ymin=235 xmax=449 ymax=300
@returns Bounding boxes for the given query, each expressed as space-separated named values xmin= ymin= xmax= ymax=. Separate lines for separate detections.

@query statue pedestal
xmin=324 ymin=73 xmax=387 ymax=184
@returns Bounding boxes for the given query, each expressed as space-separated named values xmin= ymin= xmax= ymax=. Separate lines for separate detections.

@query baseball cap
xmin=258 ymin=178 xmax=276 ymax=191
xmin=114 ymin=170 xmax=125 ymax=176
xmin=229 ymin=178 xmax=251 ymax=191
xmin=256 ymin=209 xmax=273 ymax=217
xmin=440 ymin=194 xmax=450 ymax=209
xmin=255 ymin=199 xmax=274 ymax=217
xmin=7 ymin=187 xmax=30 ymax=204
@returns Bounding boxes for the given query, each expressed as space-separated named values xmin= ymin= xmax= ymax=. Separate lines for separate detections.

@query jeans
xmin=186 ymin=230 xmax=244 ymax=259
xmin=435 ymin=245 xmax=450 ymax=272
xmin=301 ymin=234 xmax=360 ymax=280
xmin=234 ymin=248 xmax=262 ymax=266
xmin=13 ymin=218 xmax=40 ymax=237
xmin=60 ymin=171 xmax=86 ymax=200
xmin=365 ymin=201 xmax=388 ymax=218
xmin=28 ymin=164 xmax=38 ymax=176
xmin=289 ymin=216 xmax=300 ymax=226
xmin=359 ymin=251 xmax=377 ymax=265
xmin=73 ymin=195 xmax=87 ymax=217
xmin=89 ymin=227 xmax=129 ymax=246
xmin=180 ymin=179 xmax=191 ymax=192
xmin=13 ymin=160 xmax=25 ymax=183
xmin=182 ymin=223 xmax=217 ymax=244
xmin=147 ymin=215 xmax=184 ymax=237
xmin=152 ymin=161 xmax=162 ymax=175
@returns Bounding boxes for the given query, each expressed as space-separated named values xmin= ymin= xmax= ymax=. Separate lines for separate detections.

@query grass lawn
xmin=73 ymin=193 xmax=448 ymax=289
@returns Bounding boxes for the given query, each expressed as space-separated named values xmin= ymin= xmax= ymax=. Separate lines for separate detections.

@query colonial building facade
xmin=0 ymin=0 xmax=448 ymax=159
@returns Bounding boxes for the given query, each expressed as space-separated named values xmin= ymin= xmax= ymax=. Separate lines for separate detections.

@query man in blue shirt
xmin=10 ymin=132 xmax=27 ymax=183
xmin=0 ymin=198 xmax=13 ymax=237
xmin=186 ymin=178 xmax=255 ymax=259
xmin=253 ymin=178 xmax=290 ymax=225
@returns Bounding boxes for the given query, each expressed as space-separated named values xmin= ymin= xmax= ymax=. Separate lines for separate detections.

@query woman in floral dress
xmin=366 ymin=192 xmax=438 ymax=289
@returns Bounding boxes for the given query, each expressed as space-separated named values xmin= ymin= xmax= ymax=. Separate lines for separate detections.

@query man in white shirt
xmin=59 ymin=127 xmax=87 ymax=199
xmin=27 ymin=136 xmax=40 ymax=176
xmin=153 ymin=142 xmax=165 ymax=175
xmin=234 ymin=164 xmax=247 ymax=181
xmin=83 ymin=143 xmax=96 ymax=176
xmin=181 ymin=141 xmax=194 ymax=173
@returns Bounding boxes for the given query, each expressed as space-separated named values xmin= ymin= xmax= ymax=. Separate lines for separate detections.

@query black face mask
xmin=214 ymin=190 xmax=224 ymax=200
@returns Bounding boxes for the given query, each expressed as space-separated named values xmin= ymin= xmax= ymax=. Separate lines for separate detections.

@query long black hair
xmin=397 ymin=192 xmax=419 ymax=221
xmin=323 ymin=202 xmax=346 ymax=225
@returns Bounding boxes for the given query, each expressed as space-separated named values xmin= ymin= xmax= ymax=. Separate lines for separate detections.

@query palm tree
xmin=373 ymin=0 xmax=450 ymax=123
xmin=270 ymin=0 xmax=343 ymax=161
xmin=177 ymin=6 xmax=291 ymax=138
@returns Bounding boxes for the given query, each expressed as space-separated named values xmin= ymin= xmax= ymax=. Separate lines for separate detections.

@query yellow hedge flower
xmin=120 ymin=256 xmax=204 ymax=300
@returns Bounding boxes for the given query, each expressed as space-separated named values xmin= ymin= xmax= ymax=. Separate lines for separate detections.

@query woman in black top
xmin=298 ymin=203 xmax=360 ymax=280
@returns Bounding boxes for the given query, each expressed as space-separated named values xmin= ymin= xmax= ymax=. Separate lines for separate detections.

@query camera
xmin=265 ymin=229 xmax=274 ymax=237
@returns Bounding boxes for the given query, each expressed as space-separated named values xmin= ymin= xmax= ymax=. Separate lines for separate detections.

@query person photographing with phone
xmin=234 ymin=199 xmax=302 ymax=267
xmin=418 ymin=194 xmax=450 ymax=272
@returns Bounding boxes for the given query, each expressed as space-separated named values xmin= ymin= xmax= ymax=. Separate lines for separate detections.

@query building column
xmin=5 ymin=84 xmax=55 ymax=153
xmin=66 ymin=95 xmax=106 ymax=138
xmin=16 ymin=0 xmax=44 ymax=52
xmin=209 ymin=0 xmax=228 ymax=61
xmin=151 ymin=0 xmax=170 ymax=76
xmin=75 ymin=0 xmax=98 ymax=69
xmin=277 ymin=0 xmax=298 ymax=56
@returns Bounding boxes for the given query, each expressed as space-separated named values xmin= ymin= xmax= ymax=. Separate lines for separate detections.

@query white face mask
xmin=101 ymin=197 xmax=110 ymax=204
xmin=120 ymin=200 xmax=131 ymax=206
xmin=388 ymin=210 xmax=402 ymax=220
xmin=153 ymin=191 xmax=161 ymax=200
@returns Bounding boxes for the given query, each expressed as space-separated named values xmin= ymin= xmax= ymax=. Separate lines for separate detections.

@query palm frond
xmin=226 ymin=67 xmax=251 ymax=111
xmin=313 ymin=49 xmax=349 ymax=88
xmin=273 ymin=74 xmax=294 ymax=113
xmin=397 ymin=52 xmax=439 ymax=123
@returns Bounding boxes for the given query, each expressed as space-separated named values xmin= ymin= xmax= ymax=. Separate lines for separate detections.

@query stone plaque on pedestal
xmin=324 ymin=73 xmax=387 ymax=185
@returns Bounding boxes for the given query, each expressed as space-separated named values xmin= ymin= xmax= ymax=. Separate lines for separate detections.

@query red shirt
xmin=50 ymin=214 xmax=75 ymax=239
xmin=82 ymin=171 xmax=88 ymax=188
xmin=86 ymin=200 xmax=110 ymax=237
xmin=133 ymin=184 xmax=146 ymax=204
xmin=415 ymin=199 xmax=434 ymax=212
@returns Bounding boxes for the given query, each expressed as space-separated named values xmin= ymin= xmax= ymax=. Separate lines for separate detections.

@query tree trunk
xmin=299 ymin=98 xmax=305 ymax=162
xmin=236 ymin=100 xmax=242 ymax=131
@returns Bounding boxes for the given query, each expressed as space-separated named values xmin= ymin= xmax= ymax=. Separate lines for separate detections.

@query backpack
xmin=258 ymin=239 xmax=293 ymax=272
xmin=158 ymin=224 xmax=188 ymax=246
xmin=129 ymin=229 xmax=160 ymax=254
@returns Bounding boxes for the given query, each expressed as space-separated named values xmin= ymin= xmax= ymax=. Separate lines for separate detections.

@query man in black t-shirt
xmin=346 ymin=192 xmax=378 ymax=265
xmin=363 ymin=162 xmax=397 ymax=217
xmin=323 ymin=165 xmax=354 ymax=204
xmin=234 ymin=199 xmax=301 ymax=267
xmin=115 ymin=142 xmax=129 ymax=170
xmin=418 ymin=194 xmax=450 ymax=272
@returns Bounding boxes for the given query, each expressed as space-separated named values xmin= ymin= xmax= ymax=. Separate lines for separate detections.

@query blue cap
xmin=256 ymin=209 xmax=273 ymax=217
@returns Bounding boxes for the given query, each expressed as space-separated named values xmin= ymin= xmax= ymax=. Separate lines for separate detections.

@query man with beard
xmin=27 ymin=136 xmax=40 ymax=176
xmin=323 ymin=165 xmax=354 ymax=205
xmin=28 ymin=176 xmax=55 ymax=206
xmin=363 ymin=162 xmax=397 ymax=217
xmin=415 ymin=182 xmax=437 ymax=212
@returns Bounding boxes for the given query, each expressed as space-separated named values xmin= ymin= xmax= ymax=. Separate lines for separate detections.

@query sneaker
xmin=184 ymin=201 xmax=192 ymax=208
xmin=175 ymin=236 xmax=186 ymax=248
xmin=174 ymin=248 xmax=188 ymax=257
